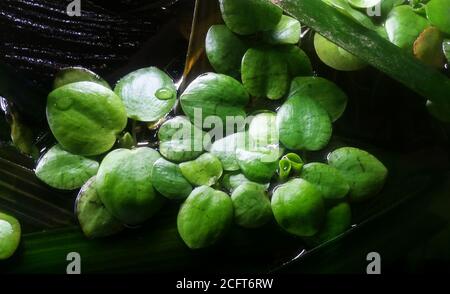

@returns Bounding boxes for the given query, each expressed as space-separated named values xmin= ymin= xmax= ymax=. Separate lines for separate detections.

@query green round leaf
xmin=75 ymin=177 xmax=124 ymax=239
xmin=307 ymin=202 xmax=352 ymax=245
xmin=96 ymin=148 xmax=164 ymax=225
xmin=314 ymin=33 xmax=366 ymax=71
xmin=152 ymin=158 xmax=193 ymax=200
xmin=385 ymin=5 xmax=430 ymax=50
xmin=271 ymin=178 xmax=325 ymax=237
xmin=47 ymin=81 xmax=128 ymax=156
xmin=277 ymin=93 xmax=332 ymax=151
xmin=158 ymin=116 xmax=210 ymax=163
xmin=242 ymin=48 xmax=289 ymax=100
xmin=177 ymin=186 xmax=233 ymax=249
xmin=180 ymin=73 xmax=249 ymax=124
xmin=236 ymin=146 xmax=279 ymax=183
xmin=114 ymin=67 xmax=176 ymax=122
xmin=278 ymin=45 xmax=313 ymax=76
xmin=53 ymin=67 xmax=111 ymax=90
xmin=347 ymin=0 xmax=381 ymax=8
xmin=426 ymin=0 xmax=450 ymax=35
xmin=327 ymin=147 xmax=388 ymax=202
xmin=289 ymin=77 xmax=348 ymax=122
xmin=219 ymin=0 xmax=283 ymax=35
xmin=221 ymin=172 xmax=269 ymax=193
xmin=206 ymin=25 xmax=248 ymax=78
xmin=300 ymin=162 xmax=350 ymax=200
xmin=0 ymin=212 xmax=21 ymax=260
xmin=210 ymin=132 xmax=247 ymax=171
xmin=36 ymin=145 xmax=99 ymax=190
xmin=179 ymin=153 xmax=223 ymax=187
xmin=231 ymin=182 xmax=272 ymax=228
xmin=263 ymin=15 xmax=301 ymax=45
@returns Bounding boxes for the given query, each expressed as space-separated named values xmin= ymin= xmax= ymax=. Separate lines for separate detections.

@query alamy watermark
xmin=167 ymin=109 xmax=280 ymax=163
xmin=66 ymin=252 xmax=81 ymax=274
xmin=67 ymin=0 xmax=81 ymax=17
xmin=366 ymin=252 xmax=381 ymax=274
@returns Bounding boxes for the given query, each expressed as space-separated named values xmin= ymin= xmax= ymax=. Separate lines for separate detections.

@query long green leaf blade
xmin=276 ymin=0 xmax=450 ymax=108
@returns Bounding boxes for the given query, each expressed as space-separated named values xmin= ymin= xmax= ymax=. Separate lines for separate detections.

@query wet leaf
xmin=235 ymin=146 xmax=279 ymax=183
xmin=177 ymin=186 xmax=233 ymax=249
xmin=205 ymin=25 xmax=248 ymax=78
xmin=385 ymin=5 xmax=430 ymax=50
xmin=425 ymin=0 xmax=450 ymax=35
xmin=114 ymin=67 xmax=176 ymax=122
xmin=221 ymin=172 xmax=269 ymax=193
xmin=35 ymin=145 xmax=99 ymax=190
xmin=271 ymin=178 xmax=325 ymax=237
xmin=314 ymin=33 xmax=367 ymax=71
xmin=96 ymin=148 xmax=164 ymax=225
xmin=327 ymin=147 xmax=388 ymax=202
xmin=53 ymin=67 xmax=110 ymax=90
xmin=241 ymin=47 xmax=289 ymax=100
xmin=180 ymin=73 xmax=249 ymax=124
xmin=158 ymin=116 xmax=210 ymax=163
xmin=262 ymin=15 xmax=301 ymax=45
xmin=210 ymin=132 xmax=247 ymax=171
xmin=179 ymin=153 xmax=223 ymax=187
xmin=75 ymin=177 xmax=124 ymax=239
xmin=0 ymin=212 xmax=21 ymax=260
xmin=300 ymin=162 xmax=350 ymax=200
xmin=231 ymin=182 xmax=272 ymax=228
xmin=278 ymin=45 xmax=313 ymax=76
xmin=219 ymin=0 xmax=282 ymax=35
xmin=289 ymin=76 xmax=348 ymax=122
xmin=152 ymin=158 xmax=193 ymax=200
xmin=277 ymin=93 xmax=332 ymax=151
xmin=47 ymin=81 xmax=128 ymax=156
